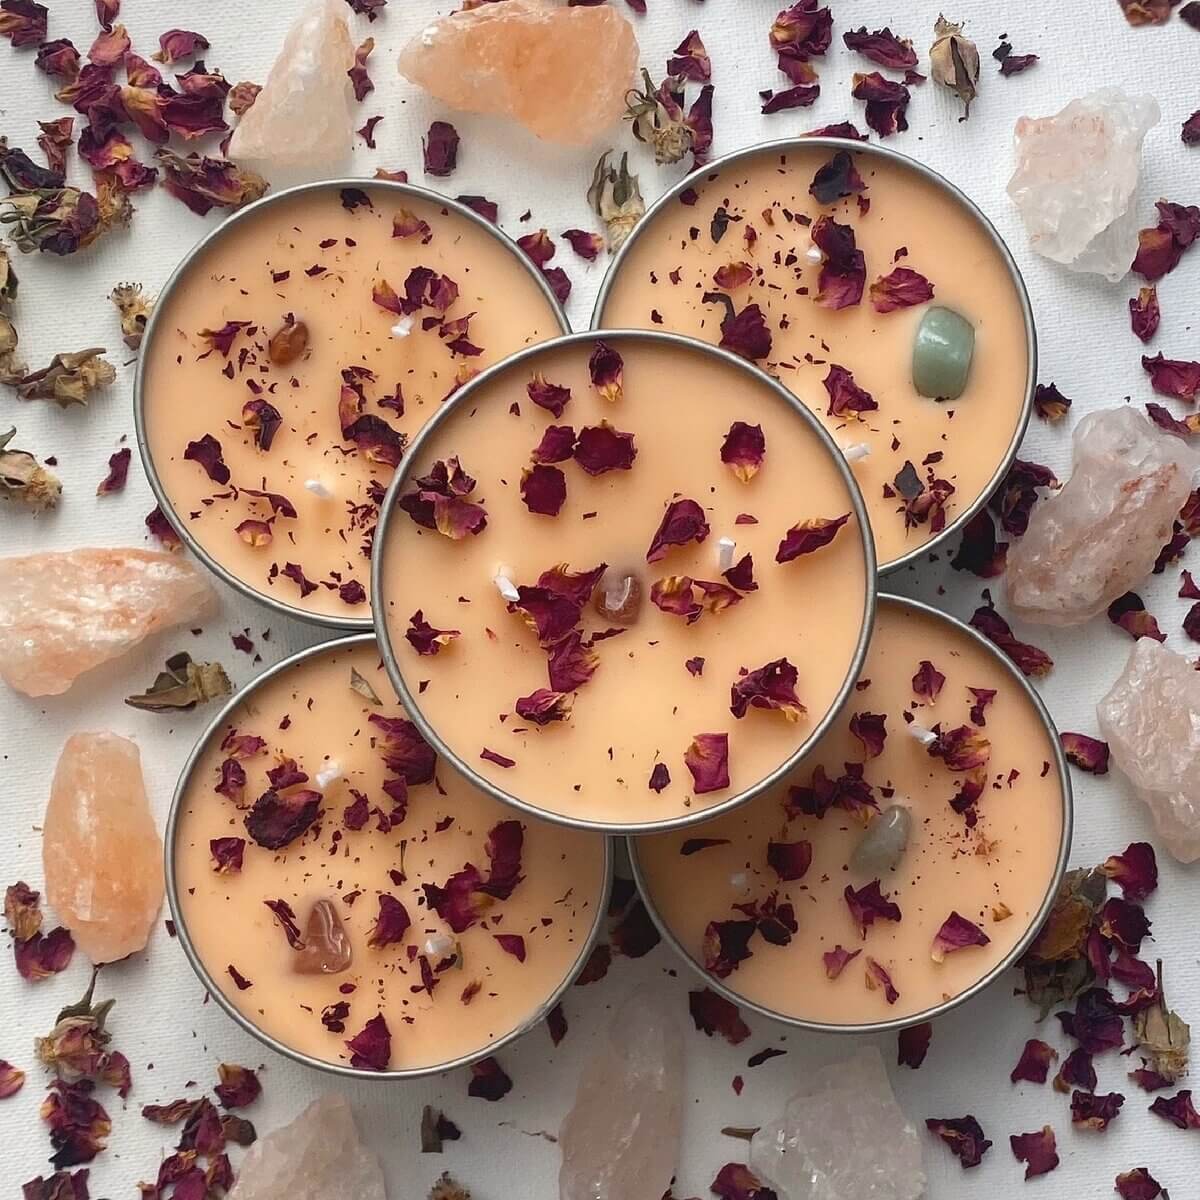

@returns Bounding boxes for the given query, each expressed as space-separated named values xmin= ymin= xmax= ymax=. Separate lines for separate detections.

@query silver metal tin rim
xmin=133 ymin=178 xmax=571 ymax=633
xmin=626 ymin=591 xmax=1074 ymax=1035
xmin=590 ymin=136 xmax=1039 ymax=578
xmin=371 ymin=327 xmax=879 ymax=834
xmin=164 ymin=631 xmax=614 ymax=1081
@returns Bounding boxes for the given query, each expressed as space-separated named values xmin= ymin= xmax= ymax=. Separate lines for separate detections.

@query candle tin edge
xmin=371 ymin=327 xmax=879 ymax=834
xmin=589 ymin=135 xmax=1039 ymax=578
xmin=163 ymin=631 xmax=614 ymax=1081
xmin=133 ymin=178 xmax=571 ymax=633
xmin=625 ymin=591 xmax=1074 ymax=1036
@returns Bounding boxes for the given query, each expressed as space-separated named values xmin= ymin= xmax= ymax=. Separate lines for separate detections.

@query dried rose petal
xmin=367 ymin=893 xmax=410 ymax=948
xmin=646 ymin=498 xmax=710 ymax=562
xmin=1142 ymin=353 xmax=1200 ymax=401
xmin=1060 ymin=732 xmax=1110 ymax=775
xmin=1009 ymin=1126 xmax=1059 ymax=1178
xmin=1148 ymin=1089 xmax=1200 ymax=1129
xmin=776 ymin=513 xmax=850 ymax=562
xmin=1057 ymin=988 xmax=1124 ymax=1054
xmin=209 ymin=837 xmax=244 ymax=873
xmin=705 ymin=297 xmax=773 ymax=360
xmin=467 ymin=1056 xmax=512 ymax=1101
xmin=1185 ymin=110 xmax=1200 ymax=146
xmin=721 ymin=555 xmax=756 ymax=595
xmin=1054 ymin=1047 xmax=1097 ymax=1093
xmin=843 ymin=26 xmax=918 ymax=69
xmin=897 ymin=1022 xmax=932 ymax=1069
xmin=1108 ymin=592 xmax=1167 ymax=642
xmin=346 ymin=1013 xmax=390 ymax=1071
xmin=823 ymin=364 xmax=878 ymax=421
xmin=969 ymin=601 xmax=1054 ymax=676
xmin=809 ymin=149 xmax=866 ymax=205
xmin=422 ymin=121 xmax=459 ymax=177
xmin=513 ymin=688 xmax=572 ymax=726
xmin=547 ymin=630 xmax=599 ymax=692
xmin=241 ymin=398 xmax=281 ymax=452
xmin=865 ymin=957 xmax=899 ymax=1004
xmin=183 ymin=434 xmax=230 ymax=484
xmin=719 ymin=422 xmax=766 ymax=483
xmin=213 ymin=1063 xmax=260 ymax=1110
xmin=761 ymin=84 xmax=821 ymax=114
xmin=153 ymin=29 xmax=209 ymax=64
xmin=1034 ymin=382 xmax=1072 ymax=422
xmin=368 ymin=714 xmax=435 ymax=784
xmin=711 ymin=1162 xmax=774 ymax=1200
xmin=34 ymin=37 xmax=80 ymax=80
xmin=0 ymin=1060 xmax=25 ymax=1098
xmin=764 ymin=838 xmax=812 ymax=882
xmin=806 ymin=119 xmax=868 ymax=139
xmin=851 ymin=72 xmax=911 ymax=138
xmin=244 ymin=789 xmax=321 ymax=850
xmin=967 ymin=687 xmax=996 ymax=726
xmin=1133 ymin=199 xmax=1200 ymax=281
xmin=508 ymin=585 xmax=582 ymax=647
xmin=714 ymin=261 xmax=754 ymax=290
xmin=811 ymin=215 xmax=865 ymax=309
xmin=573 ymin=421 xmax=636 ymax=475
xmin=730 ymin=658 xmax=805 ymax=721
xmin=926 ymin=1115 xmax=992 ymax=1169
xmin=610 ymin=899 xmax=660 ymax=959
xmin=94 ymin=446 xmax=130 ymax=496
xmin=526 ymin=374 xmax=571 ymax=417
xmin=1115 ymin=1168 xmax=1165 ymax=1200
xmin=1102 ymin=843 xmax=1157 ymax=901
xmin=688 ymin=987 xmax=750 ymax=1044
xmin=870 ymin=267 xmax=934 ymax=313
xmin=588 ymin=341 xmax=623 ymax=403
xmin=1010 ymin=1038 xmax=1057 ymax=1084
xmin=928 ymin=726 xmax=990 ymax=772
xmin=520 ymin=464 xmax=567 ymax=516
xmin=1071 ymin=1089 xmax=1124 ymax=1130
xmin=562 ymin=228 xmax=603 ymax=261
xmin=849 ymin=711 xmax=887 ymax=758
xmin=528 ymin=425 xmax=576 ymax=466
xmin=911 ymin=659 xmax=945 ymax=701
xmin=685 ymin=732 xmax=729 ymax=794
xmin=823 ymin=944 xmax=861 ymax=979
xmin=15 ymin=927 xmax=75 ymax=981
xmin=348 ymin=36 xmax=374 ymax=102
xmin=844 ymin=879 xmax=901 ymax=938
xmin=1130 ymin=286 xmax=1161 ymax=343
xmin=668 ymin=28 xmax=711 ymax=81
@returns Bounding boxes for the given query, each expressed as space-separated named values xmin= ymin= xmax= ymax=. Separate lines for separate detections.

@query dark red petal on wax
xmin=574 ymin=422 xmax=636 ymax=475
xmin=1009 ymin=1127 xmax=1060 ymax=1179
xmin=209 ymin=837 xmax=245 ymax=873
xmin=514 ymin=688 xmax=572 ymax=725
xmin=809 ymin=150 xmax=867 ymax=204
xmin=367 ymin=894 xmax=411 ymax=948
xmin=967 ymin=687 xmax=996 ymax=726
xmin=911 ymin=660 xmax=945 ymax=701
xmin=244 ymin=789 xmax=321 ymax=850
xmin=1010 ymin=1039 xmax=1057 ymax=1084
xmin=823 ymin=944 xmax=861 ymax=979
xmin=865 ymin=957 xmax=899 ymax=1003
xmin=730 ymin=658 xmax=805 ymax=721
xmin=1060 ymin=733 xmax=1110 ymax=775
xmin=766 ymin=839 xmax=812 ymax=881
xmin=722 ymin=554 xmax=757 ymax=593
xmin=183 ymin=434 xmax=230 ymax=484
xmin=346 ymin=1014 xmax=390 ymax=1071
xmin=969 ymin=602 xmax=1054 ymax=676
xmin=685 ymin=732 xmax=729 ymax=794
xmin=648 ymin=762 xmax=671 ymax=792
xmin=849 ymin=711 xmax=887 ymax=758
xmin=811 ymin=215 xmax=865 ymax=308
xmin=720 ymin=422 xmax=766 ymax=482
xmin=844 ymin=879 xmax=901 ymax=937
xmin=520 ymin=464 xmax=567 ymax=516
xmin=530 ymin=424 xmax=576 ymax=464
xmin=928 ymin=726 xmax=991 ymax=772
xmin=647 ymin=498 xmax=710 ymax=562
xmin=493 ymin=933 xmax=525 ymax=962
xmin=588 ymin=341 xmax=623 ymax=403
xmin=776 ymin=513 xmax=850 ymax=562
xmin=870 ymin=267 xmax=934 ymax=313
xmin=547 ymin=631 xmax=599 ymax=692
xmin=704 ymin=918 xmax=757 ymax=977
xmin=823 ymin=363 xmax=877 ymax=419
xmin=368 ymin=714 xmax=436 ymax=784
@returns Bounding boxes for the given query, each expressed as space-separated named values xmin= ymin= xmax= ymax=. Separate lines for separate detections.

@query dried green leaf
xmin=125 ymin=652 xmax=231 ymax=712
xmin=1019 ymin=867 xmax=1105 ymax=1018
xmin=109 ymin=282 xmax=154 ymax=350
xmin=14 ymin=348 xmax=115 ymax=407
xmin=588 ymin=150 xmax=645 ymax=252
xmin=1133 ymin=962 xmax=1190 ymax=1083
xmin=349 ymin=666 xmax=382 ymax=705
xmin=0 ymin=427 xmax=60 ymax=510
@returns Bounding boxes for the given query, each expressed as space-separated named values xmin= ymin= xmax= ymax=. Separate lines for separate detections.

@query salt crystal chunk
xmin=1006 ymin=407 xmax=1199 ymax=624
xmin=1008 ymin=88 xmax=1160 ymax=282
xmin=749 ymin=1047 xmax=926 ymax=1200
xmin=1097 ymin=639 xmax=1200 ymax=863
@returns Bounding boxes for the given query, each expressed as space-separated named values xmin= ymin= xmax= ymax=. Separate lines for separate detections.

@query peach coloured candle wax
xmin=140 ymin=183 xmax=563 ymax=623
xmin=596 ymin=142 xmax=1032 ymax=571
xmin=633 ymin=596 xmax=1067 ymax=1026
xmin=172 ymin=637 xmax=607 ymax=1072
xmin=376 ymin=333 xmax=872 ymax=829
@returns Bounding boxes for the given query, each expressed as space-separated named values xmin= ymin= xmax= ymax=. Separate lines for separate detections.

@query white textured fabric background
xmin=3 ymin=1 xmax=1199 ymax=1196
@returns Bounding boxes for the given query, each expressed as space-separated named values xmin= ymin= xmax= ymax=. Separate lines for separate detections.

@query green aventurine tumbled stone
xmin=912 ymin=306 xmax=975 ymax=401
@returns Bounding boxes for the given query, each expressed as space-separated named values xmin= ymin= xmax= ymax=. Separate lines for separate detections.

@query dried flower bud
xmin=268 ymin=317 xmax=309 ymax=366
xmin=125 ymin=652 xmax=232 ymax=712
xmin=0 ymin=311 xmax=23 ymax=384
xmin=14 ymin=347 xmax=115 ymax=406
xmin=0 ymin=427 xmax=61 ymax=511
xmin=930 ymin=15 xmax=979 ymax=118
xmin=625 ymin=69 xmax=692 ymax=165
xmin=109 ymin=282 xmax=154 ymax=350
xmin=587 ymin=150 xmax=645 ymax=253
xmin=154 ymin=148 xmax=267 ymax=217
xmin=0 ymin=243 xmax=18 ymax=307
xmin=1133 ymin=961 xmax=1190 ymax=1084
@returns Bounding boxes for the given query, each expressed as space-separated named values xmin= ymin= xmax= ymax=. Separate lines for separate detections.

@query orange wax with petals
xmin=597 ymin=143 xmax=1031 ymax=569
xmin=173 ymin=639 xmax=607 ymax=1071
xmin=141 ymin=184 xmax=562 ymax=621
xmin=634 ymin=598 xmax=1066 ymax=1025
xmin=377 ymin=335 xmax=871 ymax=829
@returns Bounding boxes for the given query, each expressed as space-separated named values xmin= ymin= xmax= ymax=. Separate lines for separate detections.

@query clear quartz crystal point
xmin=227 ymin=0 xmax=355 ymax=176
xmin=749 ymin=1047 xmax=926 ymax=1200
xmin=1007 ymin=88 xmax=1160 ymax=282
xmin=1005 ymin=408 xmax=1199 ymax=625
xmin=1097 ymin=639 xmax=1200 ymax=863
xmin=228 ymin=1094 xmax=385 ymax=1200
xmin=558 ymin=989 xmax=683 ymax=1200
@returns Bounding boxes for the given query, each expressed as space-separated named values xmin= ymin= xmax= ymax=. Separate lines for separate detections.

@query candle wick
xmin=907 ymin=723 xmax=938 ymax=747
xmin=804 ymin=243 xmax=824 ymax=264
xmin=493 ymin=569 xmax=520 ymax=603
xmin=391 ymin=315 xmax=415 ymax=338
xmin=304 ymin=479 xmax=334 ymax=499
xmin=717 ymin=536 xmax=736 ymax=572
xmin=842 ymin=442 xmax=871 ymax=463
xmin=314 ymin=761 xmax=343 ymax=789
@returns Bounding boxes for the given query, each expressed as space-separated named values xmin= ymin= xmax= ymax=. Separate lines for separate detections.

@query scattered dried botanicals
xmin=349 ymin=36 xmax=374 ymax=101
xmin=95 ymin=447 xmax=130 ymax=496
xmin=1133 ymin=962 xmax=1190 ymax=1083
xmin=587 ymin=150 xmax=644 ymax=251
xmin=689 ymin=988 xmax=751 ymax=1045
xmin=668 ymin=29 xmax=710 ymax=81
xmin=423 ymin=121 xmax=459 ymax=176
xmin=1010 ymin=1038 xmax=1057 ymax=1084
xmin=950 ymin=509 xmax=1008 ymax=577
xmin=850 ymin=72 xmax=911 ymax=138
xmin=6 ymin=881 xmax=74 ymax=981
xmin=1132 ymin=199 xmax=1200 ymax=281
xmin=12 ymin=348 xmax=114 ymax=406
xmin=1115 ymin=1168 xmax=1165 ymax=1200
xmin=36 ymin=975 xmax=131 ymax=1096
xmin=897 ymin=1022 xmax=932 ymax=1068
xmin=0 ymin=183 xmax=126 ymax=256
xmin=929 ymin=16 xmax=980 ymax=117
xmin=843 ymin=26 xmax=918 ymax=69
xmin=1107 ymin=592 xmax=1166 ymax=641
xmin=1130 ymin=286 xmax=1160 ymax=342
xmin=969 ymin=597 xmax=1053 ymax=676
xmin=925 ymin=1115 xmax=992 ymax=1169
xmin=1118 ymin=0 xmax=1179 ymax=24
xmin=155 ymin=149 xmax=267 ymax=216
xmin=1009 ymin=1126 xmax=1059 ymax=1178
xmin=1184 ymin=110 xmax=1200 ymax=145
xmin=1142 ymin=352 xmax=1200 ymax=401
xmin=1019 ymin=866 xmax=1106 ymax=1018
xmin=420 ymin=1105 xmax=462 ymax=1153
xmin=625 ymin=70 xmax=694 ymax=164
xmin=1 ymin=427 xmax=61 ymax=511
xmin=109 ymin=283 xmax=153 ymax=349
xmin=467 ymin=1055 xmax=512 ymax=1100
xmin=993 ymin=39 xmax=1039 ymax=76
xmin=125 ymin=652 xmax=231 ymax=712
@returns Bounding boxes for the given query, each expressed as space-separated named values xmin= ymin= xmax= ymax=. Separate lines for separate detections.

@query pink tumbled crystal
xmin=1005 ymin=408 xmax=1199 ymax=625
xmin=43 ymin=733 xmax=164 ymax=964
xmin=0 ymin=548 xmax=216 ymax=697
xmin=399 ymin=0 xmax=639 ymax=145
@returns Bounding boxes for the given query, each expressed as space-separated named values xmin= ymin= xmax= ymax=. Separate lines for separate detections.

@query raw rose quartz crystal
xmin=229 ymin=1093 xmax=385 ymax=1200
xmin=749 ymin=1047 xmax=926 ymax=1200
xmin=399 ymin=0 xmax=639 ymax=145
xmin=559 ymin=990 xmax=683 ymax=1200
xmin=1098 ymin=639 xmax=1200 ymax=863
xmin=0 ymin=548 xmax=216 ymax=696
xmin=227 ymin=0 xmax=355 ymax=175
xmin=1008 ymin=88 xmax=1160 ymax=281
xmin=43 ymin=733 xmax=164 ymax=964
xmin=1005 ymin=407 xmax=1199 ymax=624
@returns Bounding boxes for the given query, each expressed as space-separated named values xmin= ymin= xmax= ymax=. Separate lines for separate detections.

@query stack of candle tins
xmin=137 ymin=140 xmax=1071 ymax=1079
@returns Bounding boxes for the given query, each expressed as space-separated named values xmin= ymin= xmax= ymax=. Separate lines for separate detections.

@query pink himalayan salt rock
xmin=0 ymin=548 xmax=216 ymax=697
xmin=1005 ymin=407 xmax=1199 ymax=625
xmin=559 ymin=990 xmax=683 ymax=1200
xmin=43 ymin=733 xmax=164 ymax=964
xmin=1008 ymin=89 xmax=1160 ymax=282
xmin=1097 ymin=639 xmax=1200 ymax=863
xmin=227 ymin=0 xmax=355 ymax=175
xmin=229 ymin=1093 xmax=385 ymax=1200
xmin=399 ymin=0 xmax=639 ymax=145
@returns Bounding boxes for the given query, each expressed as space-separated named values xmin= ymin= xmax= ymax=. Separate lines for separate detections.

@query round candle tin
xmin=135 ymin=179 xmax=568 ymax=631
xmin=373 ymin=328 xmax=878 ymax=834
xmin=165 ymin=633 xmax=612 ymax=1080
xmin=592 ymin=137 xmax=1038 ymax=576
xmin=628 ymin=594 xmax=1073 ymax=1034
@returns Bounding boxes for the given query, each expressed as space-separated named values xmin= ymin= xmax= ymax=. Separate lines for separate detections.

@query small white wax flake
xmin=843 ymin=442 xmax=871 ymax=463
xmin=314 ymin=761 xmax=342 ymax=789
xmin=717 ymin=537 xmax=737 ymax=572
xmin=304 ymin=479 xmax=334 ymax=499
xmin=420 ymin=24 xmax=438 ymax=47
xmin=729 ymin=871 xmax=750 ymax=892
xmin=390 ymin=315 xmax=415 ymax=339
xmin=423 ymin=932 xmax=455 ymax=958
xmin=907 ymin=723 xmax=938 ymax=748
xmin=493 ymin=570 xmax=520 ymax=603
xmin=805 ymin=242 xmax=824 ymax=264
